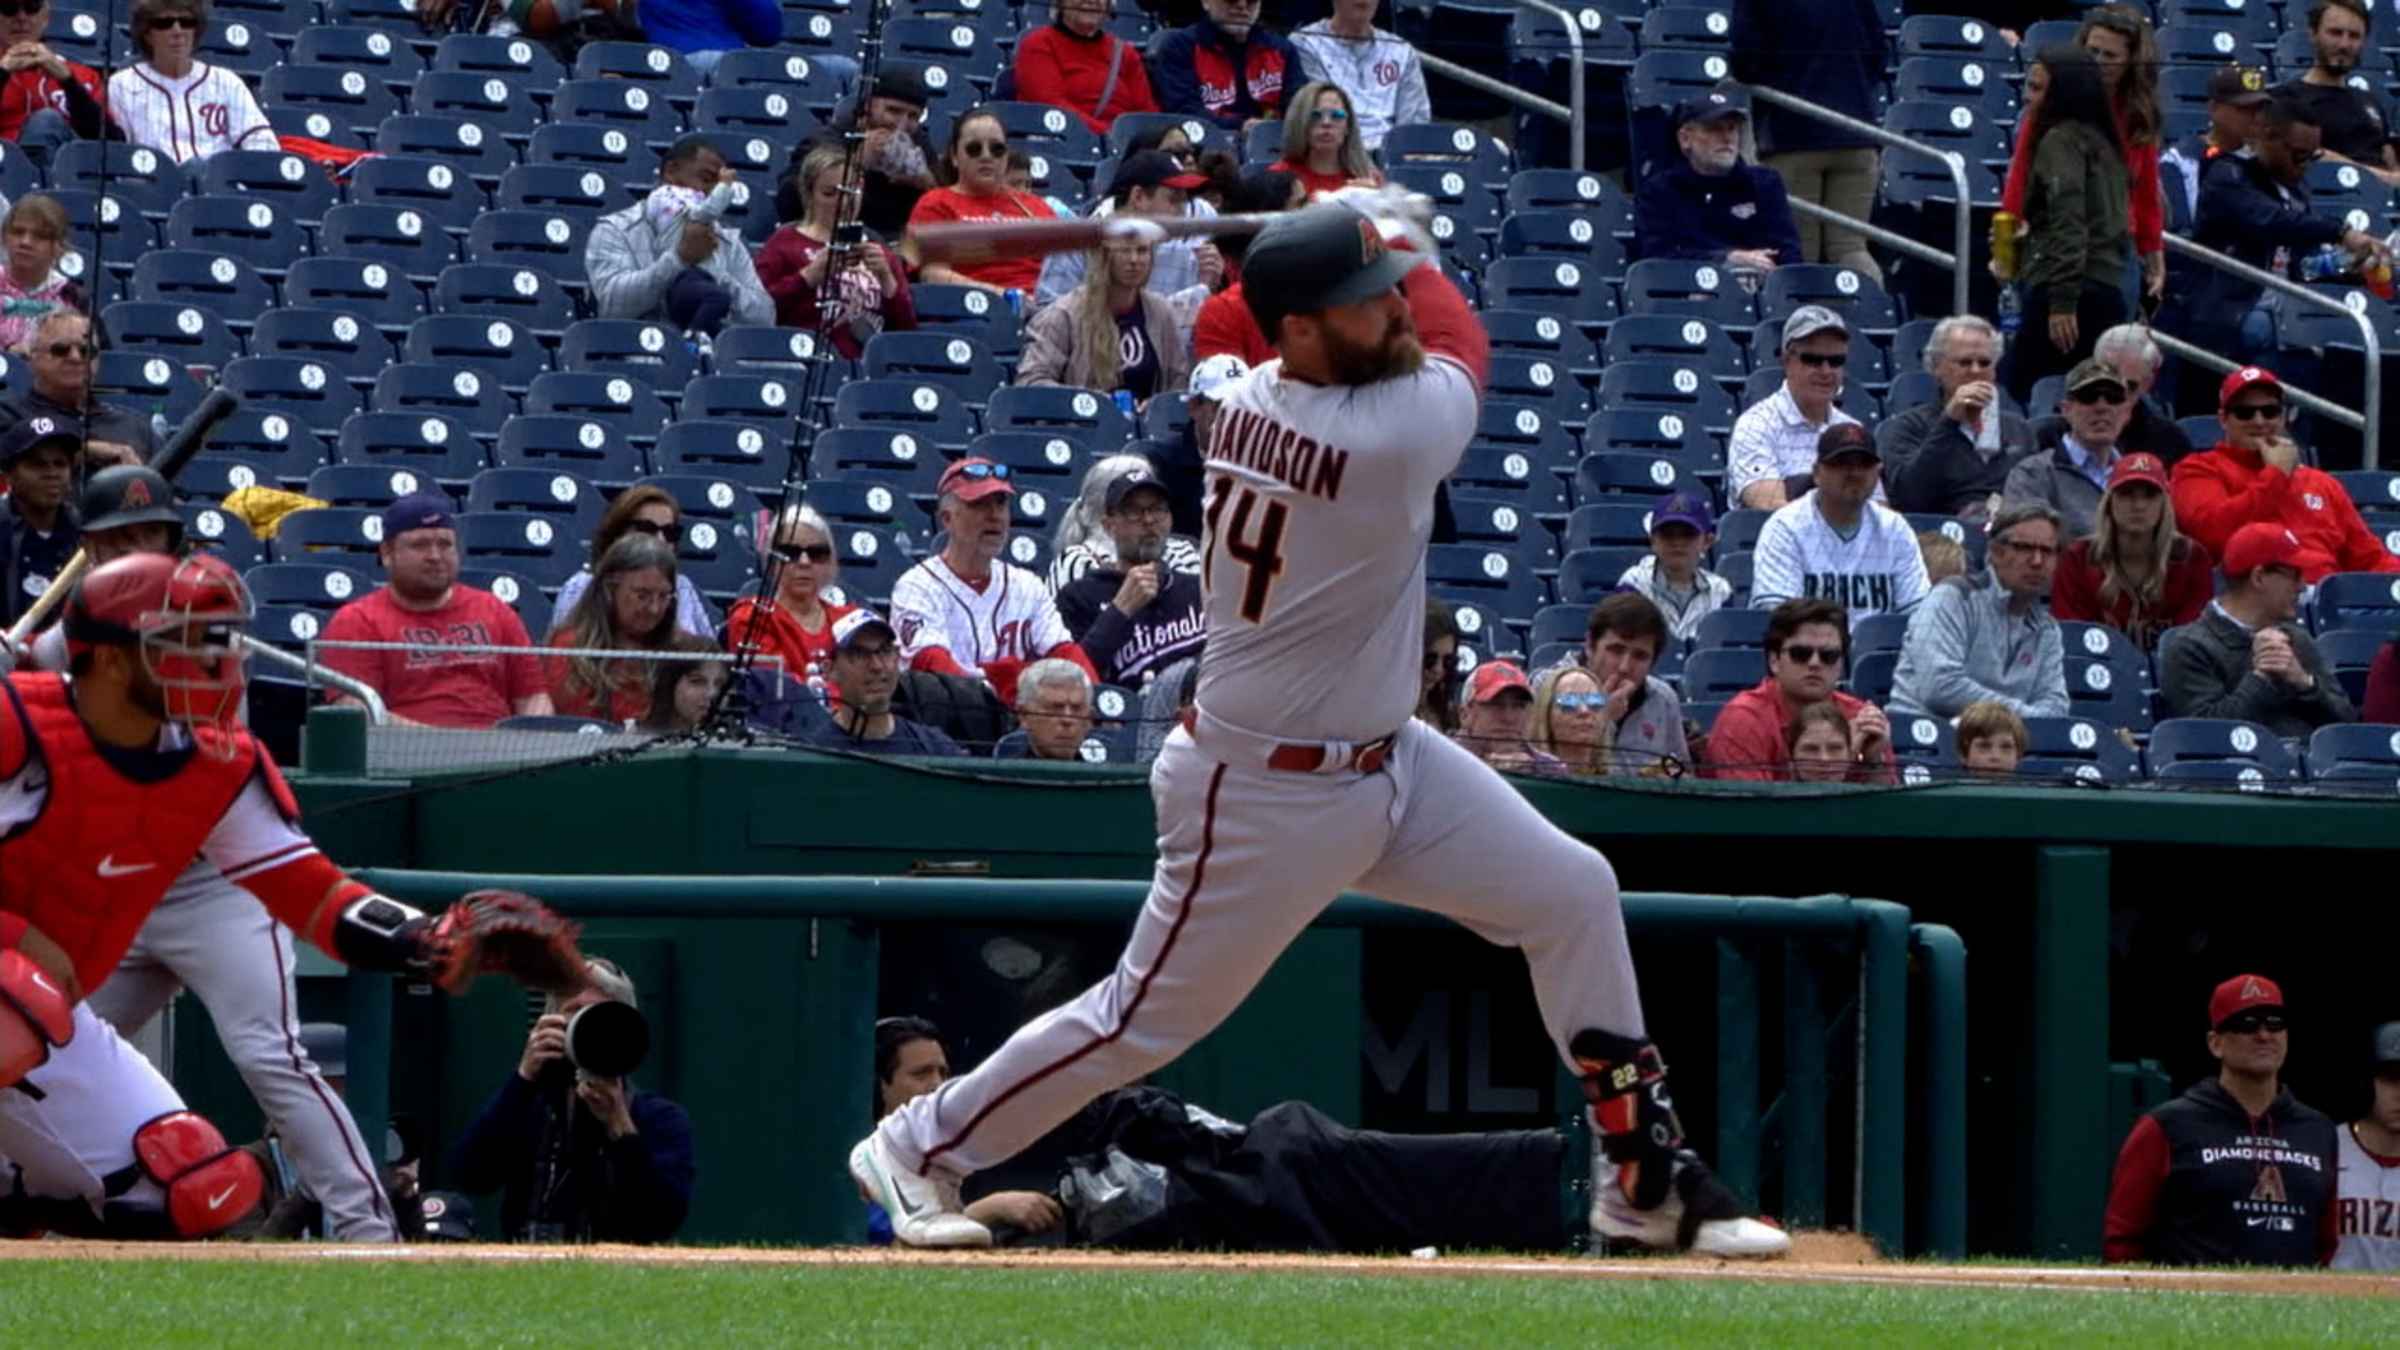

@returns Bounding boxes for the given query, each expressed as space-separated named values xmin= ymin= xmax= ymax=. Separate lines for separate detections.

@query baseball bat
xmin=904 ymin=212 xmax=1283 ymax=267
xmin=7 ymin=386 xmax=243 ymax=643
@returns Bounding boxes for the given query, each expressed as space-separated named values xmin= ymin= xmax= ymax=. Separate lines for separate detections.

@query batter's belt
xmin=1179 ymin=707 xmax=1397 ymax=775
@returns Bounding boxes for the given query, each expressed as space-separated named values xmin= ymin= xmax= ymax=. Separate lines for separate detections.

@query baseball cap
xmin=870 ymin=60 xmax=930 ymax=107
xmin=1101 ymin=460 xmax=1165 ymax=512
xmin=830 ymin=608 xmax=897 ymax=651
xmin=1239 ymin=204 xmax=1422 ymax=341
xmin=1781 ymin=304 xmax=1849 ymax=349
xmin=380 ymin=491 xmax=454 ymax=539
xmin=2209 ymin=973 xmax=2285 ymax=1029
xmin=2209 ymin=64 xmax=2271 ymax=107
xmin=1816 ymin=421 xmax=1880 ymax=463
xmin=2219 ymin=365 xmax=2283 ymax=410
xmin=2221 ymin=521 xmax=2305 ymax=578
xmin=1466 ymin=660 xmax=1533 ymax=705
xmin=1109 ymin=149 xmax=1208 ymax=198
xmin=300 ymin=1022 xmax=347 ymax=1078
xmin=936 ymin=456 xmax=1015 ymax=502
xmin=1652 ymin=490 xmax=1716 ymax=535
xmin=2064 ymin=357 xmax=2127 ymax=399
xmin=0 ymin=413 xmax=80 ymax=466
xmin=2372 ymin=1020 xmax=2400 ymax=1068
xmin=2106 ymin=452 xmax=2169 ymax=493
xmin=1672 ymin=82 xmax=1750 ymax=130
xmin=419 ymin=1191 xmax=477 ymax=1242
xmin=1189 ymin=352 xmax=1251 ymax=402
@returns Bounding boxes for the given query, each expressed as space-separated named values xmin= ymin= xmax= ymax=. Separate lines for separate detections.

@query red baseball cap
xmin=2209 ymin=973 xmax=2285 ymax=1028
xmin=2107 ymin=452 xmax=2169 ymax=493
xmin=936 ymin=456 xmax=1015 ymax=502
xmin=2218 ymin=365 xmax=2282 ymax=410
xmin=1466 ymin=660 xmax=1533 ymax=705
xmin=2221 ymin=522 xmax=2303 ymax=578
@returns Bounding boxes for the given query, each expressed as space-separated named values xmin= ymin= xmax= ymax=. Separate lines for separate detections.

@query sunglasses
xmin=1777 ymin=642 xmax=1843 ymax=667
xmin=0 ymin=2 xmax=50 ymax=15
xmin=147 ymin=13 xmax=199 ymax=26
xmin=625 ymin=518 xmax=683 ymax=544
xmin=2225 ymin=402 xmax=2285 ymax=421
xmin=1308 ymin=108 xmax=1350 ymax=123
xmin=1794 ymin=352 xmax=1847 ymax=369
xmin=2071 ymin=388 xmax=2126 ymax=406
xmin=42 ymin=341 xmax=93 ymax=360
xmin=959 ymin=139 xmax=1008 ymax=160
xmin=773 ymin=542 xmax=835 ymax=563
xmin=948 ymin=461 xmax=1012 ymax=482
xmin=1422 ymin=650 xmax=1452 ymax=672
xmin=1552 ymin=691 xmax=1609 ymax=711
xmin=2218 ymin=1012 xmax=2288 ymax=1035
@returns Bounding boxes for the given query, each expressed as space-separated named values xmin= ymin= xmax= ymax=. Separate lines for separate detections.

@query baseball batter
xmin=2334 ymin=1021 xmax=2400 ymax=1270
xmin=0 ymin=550 xmax=579 ymax=1239
xmin=21 ymin=467 xmax=394 ymax=1240
xmin=851 ymin=203 xmax=1787 ymax=1258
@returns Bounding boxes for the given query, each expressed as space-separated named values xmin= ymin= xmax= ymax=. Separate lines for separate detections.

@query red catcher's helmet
xmin=64 ymin=552 xmax=254 ymax=740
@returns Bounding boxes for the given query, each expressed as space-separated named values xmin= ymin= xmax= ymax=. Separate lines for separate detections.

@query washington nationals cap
xmin=2209 ymin=972 xmax=2285 ymax=1028
xmin=1102 ymin=460 xmax=1165 ymax=512
xmin=936 ymin=456 xmax=1015 ymax=502
xmin=1188 ymin=352 xmax=1252 ymax=401
xmin=1816 ymin=421 xmax=1880 ymax=463
xmin=1652 ymin=490 xmax=1716 ymax=535
xmin=1109 ymin=149 xmax=1208 ymax=198
xmin=1781 ymin=304 xmax=1849 ymax=349
xmin=2221 ymin=522 xmax=2304 ymax=578
xmin=2107 ymin=452 xmax=2169 ymax=493
xmin=2209 ymin=64 xmax=2271 ymax=107
xmin=1239 ymin=204 xmax=1422 ymax=341
xmin=2373 ymin=1020 xmax=2400 ymax=1068
xmin=0 ymin=413 xmax=81 ymax=466
xmin=831 ymin=607 xmax=897 ymax=651
xmin=380 ymin=491 xmax=454 ymax=540
xmin=1672 ymin=82 xmax=1750 ymax=130
xmin=419 ymin=1191 xmax=476 ymax=1241
xmin=1466 ymin=660 xmax=1533 ymax=705
xmin=2219 ymin=365 xmax=2282 ymax=410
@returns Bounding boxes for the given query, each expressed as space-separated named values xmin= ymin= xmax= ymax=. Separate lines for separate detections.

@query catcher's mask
xmin=65 ymin=552 xmax=253 ymax=746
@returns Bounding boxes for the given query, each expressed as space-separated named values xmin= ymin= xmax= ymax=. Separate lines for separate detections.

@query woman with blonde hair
xmin=1529 ymin=664 xmax=1611 ymax=775
xmin=1270 ymin=80 xmax=1382 ymax=198
xmin=721 ymin=503 xmax=857 ymax=690
xmin=757 ymin=143 xmax=917 ymax=359
xmin=2050 ymin=453 xmax=2213 ymax=651
xmin=545 ymin=533 xmax=684 ymax=723
xmin=1016 ymin=232 xmax=1191 ymax=409
xmin=1048 ymin=452 xmax=1201 ymax=591
xmin=0 ymin=195 xmax=79 ymax=352
xmin=555 ymin=484 xmax=716 ymax=638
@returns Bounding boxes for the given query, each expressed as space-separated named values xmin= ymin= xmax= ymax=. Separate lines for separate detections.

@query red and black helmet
xmin=64 ymin=552 xmax=253 ymax=736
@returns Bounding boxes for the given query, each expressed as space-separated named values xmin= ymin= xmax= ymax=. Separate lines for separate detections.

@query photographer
xmin=449 ymin=959 xmax=695 ymax=1243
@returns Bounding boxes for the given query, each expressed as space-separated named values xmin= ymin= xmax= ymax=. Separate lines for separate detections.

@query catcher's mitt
xmin=421 ymin=890 xmax=588 ymax=996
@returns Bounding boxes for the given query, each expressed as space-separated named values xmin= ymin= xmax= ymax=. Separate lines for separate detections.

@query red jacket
xmin=1193 ymin=281 xmax=1273 ymax=365
xmin=2049 ymin=536 xmax=2216 ymax=652
xmin=1702 ymin=678 xmax=1896 ymax=783
xmin=0 ymin=61 xmax=102 ymax=141
xmin=2169 ymin=443 xmax=2400 ymax=584
xmin=1012 ymin=24 xmax=1158 ymax=135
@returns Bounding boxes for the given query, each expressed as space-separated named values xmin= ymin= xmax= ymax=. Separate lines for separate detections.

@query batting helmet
xmin=79 ymin=465 xmax=184 ymax=541
xmin=64 ymin=552 xmax=253 ymax=740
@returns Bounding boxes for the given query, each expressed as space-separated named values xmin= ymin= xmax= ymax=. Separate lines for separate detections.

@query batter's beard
xmin=1325 ymin=327 xmax=1427 ymax=386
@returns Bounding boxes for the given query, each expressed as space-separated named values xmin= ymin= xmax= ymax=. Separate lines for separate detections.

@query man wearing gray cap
xmin=2334 ymin=1020 xmax=2400 ymax=1269
xmin=1727 ymin=306 xmax=1869 ymax=511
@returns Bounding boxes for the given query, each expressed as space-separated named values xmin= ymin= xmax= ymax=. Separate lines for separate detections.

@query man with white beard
xmin=1633 ymin=84 xmax=1803 ymax=273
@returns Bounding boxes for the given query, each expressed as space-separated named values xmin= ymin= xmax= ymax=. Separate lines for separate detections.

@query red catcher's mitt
xmin=423 ymin=890 xmax=588 ymax=996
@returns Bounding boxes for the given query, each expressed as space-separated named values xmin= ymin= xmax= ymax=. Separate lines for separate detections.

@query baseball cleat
xmin=848 ymin=1132 xmax=993 ymax=1249
xmin=1590 ymin=1146 xmax=1790 ymax=1260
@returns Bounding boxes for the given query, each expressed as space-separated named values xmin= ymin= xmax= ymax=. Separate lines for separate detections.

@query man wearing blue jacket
xmin=1633 ymin=86 xmax=1803 ymax=272
xmin=1151 ymin=0 xmax=1304 ymax=133
xmin=2193 ymin=97 xmax=2388 ymax=365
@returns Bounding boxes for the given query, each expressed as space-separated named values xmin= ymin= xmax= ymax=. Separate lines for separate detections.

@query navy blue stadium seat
xmin=1470 ymin=400 xmax=1578 ymax=474
xmin=574 ymin=39 xmax=702 ymax=96
xmin=261 ymin=517 xmax=385 ymax=574
xmin=1596 ymin=359 xmax=1740 ymax=434
xmin=707 ymin=324 xmax=829 ymax=378
xmin=456 ymin=510 xmax=583 ymax=587
xmin=1486 ymin=353 xmax=1588 ymax=424
xmin=966 ymin=429 xmax=1091 ymax=485
xmin=337 ymin=411 xmax=488 ymax=482
xmin=522 ymin=372 xmax=673 ymax=444
xmin=1692 ymin=607 xmax=1771 ymax=652
xmin=218 ymin=355 xmax=366 ymax=439
xmin=1603 ymin=314 xmax=1745 ymax=385
xmin=164 ymin=196 xmax=309 ymax=277
xmin=433 ymin=264 xmax=576 ymax=337
xmin=805 ymin=476 xmax=928 ymax=532
xmin=466 ymin=466 xmax=606 ymax=534
xmin=549 ymin=78 xmax=685 ymax=149
xmin=2147 ymin=717 xmax=2295 ymax=779
xmin=1427 ymin=543 xmax=1545 ymax=617
xmin=459 ymin=568 xmax=554 ymax=639
xmin=347 ymin=154 xmax=489 ymax=237
xmin=908 ymin=283 xmax=1025 ymax=361
xmin=467 ymin=210 xmax=593 ymax=287
xmin=200 ymin=410 xmax=335 ymax=477
xmin=1850 ymin=610 xmax=1912 ymax=657
xmin=282 ymin=257 xmax=427 ymax=333
xmin=1891 ymin=56 xmax=2015 ymax=121
xmin=251 ymin=306 xmax=397 ymax=391
xmin=2316 ymin=628 xmax=2388 ymax=706
xmin=1849 ymin=649 xmax=1899 ymax=705
xmin=130 ymin=249 xmax=273 ymax=328
xmin=183 ymin=454 xmax=288 ymax=502
xmin=1682 ymin=645 xmax=1766 ymax=700
xmin=863 ymin=331 xmax=1005 ymax=404
xmin=93 ymin=351 xmax=204 ymax=424
xmin=1562 ymin=501 xmax=1657 ymax=550
xmin=708 ymin=48 xmax=849 ymax=120
xmin=374 ymin=114 xmax=514 ymax=183
xmin=822 ymin=522 xmax=910 ymax=608
xmin=1556 ymin=546 xmax=1647 ymax=603
xmin=1505 ymin=168 xmax=1631 ymax=221
xmin=560 ymin=319 xmax=703 ymax=389
xmin=433 ymin=32 xmax=569 ymax=90
xmin=50 ymin=141 xmax=188 ymax=221
xmin=2315 ymin=571 xmax=2400 ymax=631
xmin=306 ymin=463 xmax=444 ymax=509
xmin=1759 ymin=265 xmax=1900 ymax=335
xmin=653 ymin=420 xmax=791 ymax=493
xmin=1481 ymin=255 xmax=1621 ymax=333
xmin=413 ymin=70 xmax=544 ymax=141
xmin=402 ymin=314 xmax=552 ymax=392
xmin=372 ymin=362 xmax=515 ymax=442
xmin=984 ymin=384 xmax=1134 ymax=448
xmin=493 ymin=415 xmax=646 ymax=487
xmin=1582 ymin=407 xmax=1713 ymax=467
xmin=1453 ymin=445 xmax=1571 ymax=516
xmin=101 ymin=300 xmax=239 ymax=373
xmin=260 ymin=61 xmax=403 ymax=137
xmin=316 ymin=203 xmax=459 ymax=280
xmin=1620 ymin=257 xmax=1758 ymax=327
xmin=681 ymin=373 xmax=807 ymax=430
xmin=181 ymin=502 xmax=264 ymax=571
xmin=494 ymin=164 xmax=621 ymax=223
xmin=292 ymin=23 xmax=429 ymax=89
xmin=2016 ymin=715 xmax=2141 ymax=785
xmin=1895 ymin=13 xmax=2010 ymax=59
xmin=527 ymin=122 xmax=648 ymax=177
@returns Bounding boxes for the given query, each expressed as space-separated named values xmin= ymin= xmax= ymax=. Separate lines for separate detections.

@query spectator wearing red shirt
xmin=1011 ymin=0 xmax=1158 ymax=136
xmin=318 ymin=494 xmax=551 ymax=727
xmin=1268 ymin=81 xmax=1381 ymax=199
xmin=1702 ymin=597 xmax=1896 ymax=782
xmin=720 ymin=504 xmax=856 ymax=695
xmin=544 ymin=532 xmax=683 ymax=724
xmin=2051 ymin=453 xmax=2216 ymax=652
xmin=2171 ymin=367 xmax=2400 ymax=584
xmin=2366 ymin=639 xmax=2400 ymax=723
xmin=0 ymin=0 xmax=107 ymax=165
xmin=905 ymin=106 xmax=1060 ymax=295
xmin=1189 ymin=166 xmax=1300 ymax=366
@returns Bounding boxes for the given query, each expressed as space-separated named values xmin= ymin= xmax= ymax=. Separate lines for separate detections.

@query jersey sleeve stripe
xmin=220 ymin=840 xmax=320 ymax=882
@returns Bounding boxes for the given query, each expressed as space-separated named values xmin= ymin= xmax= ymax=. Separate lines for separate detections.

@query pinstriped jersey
xmin=1749 ymin=492 xmax=1931 ymax=627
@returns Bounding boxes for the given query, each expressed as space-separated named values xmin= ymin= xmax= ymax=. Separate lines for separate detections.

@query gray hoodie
xmin=1889 ymin=574 xmax=2069 ymax=720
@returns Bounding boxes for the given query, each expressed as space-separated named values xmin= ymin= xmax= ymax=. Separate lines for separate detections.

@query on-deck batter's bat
xmin=905 ymin=212 xmax=1285 ymax=266
xmin=7 ymin=385 xmax=243 ymax=642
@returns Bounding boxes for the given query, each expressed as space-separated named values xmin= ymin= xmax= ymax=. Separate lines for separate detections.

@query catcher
xmin=0 ymin=550 xmax=584 ymax=1240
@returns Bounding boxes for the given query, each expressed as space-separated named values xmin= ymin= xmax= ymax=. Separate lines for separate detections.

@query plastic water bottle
xmin=1995 ymin=284 xmax=2022 ymax=338
xmin=2300 ymin=246 xmax=2349 ymax=283
xmin=1112 ymin=389 xmax=1135 ymax=419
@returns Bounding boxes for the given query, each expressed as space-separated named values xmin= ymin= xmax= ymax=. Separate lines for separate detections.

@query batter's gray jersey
xmin=1195 ymin=351 xmax=1480 ymax=744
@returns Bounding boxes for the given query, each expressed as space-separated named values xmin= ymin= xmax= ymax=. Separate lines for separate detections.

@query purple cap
xmin=1651 ymin=490 xmax=1715 ymax=535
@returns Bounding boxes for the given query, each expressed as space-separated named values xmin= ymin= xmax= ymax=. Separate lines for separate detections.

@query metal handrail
xmin=2162 ymin=233 xmax=2382 ymax=467
xmin=238 ymin=634 xmax=389 ymax=725
xmin=1416 ymin=0 xmax=1586 ymax=172
xmin=1745 ymin=85 xmax=1972 ymax=318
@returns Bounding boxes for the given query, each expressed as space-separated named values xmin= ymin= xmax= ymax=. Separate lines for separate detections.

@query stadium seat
xmin=811 ymin=425 xmax=949 ymax=493
xmin=1583 ymin=407 xmax=1713 ymax=467
xmin=347 ymin=156 xmax=488 ymax=234
xmin=681 ymin=373 xmax=807 ymax=431
xmin=2315 ymin=572 xmax=2400 ymax=631
xmin=466 ymin=466 xmax=606 ymax=534
xmin=1681 ymin=645 xmax=1764 ymax=699
xmin=433 ymin=264 xmax=576 ymax=337
xmin=495 ymin=164 xmax=622 ymax=223
xmin=1557 ymin=546 xmax=1647 ymax=603
xmin=403 ymin=315 xmax=552 ymax=392
xmin=1486 ymin=353 xmax=1589 ymax=425
xmin=1849 ymin=649 xmax=1899 ymax=705
xmin=1454 ymin=445 xmax=1571 ymax=516
xmin=2015 ymin=715 xmax=2140 ymax=785
xmin=374 ymin=114 xmax=515 ymax=184
xmin=527 ymin=121 xmax=649 ymax=178
xmin=1692 ymin=607 xmax=1771 ymax=652
xmin=1470 ymin=401 xmax=1578 ymax=477
xmin=1895 ymin=13 xmax=2010 ymax=59
xmin=1496 ymin=210 xmax=1628 ymax=275
xmin=372 ymin=362 xmax=516 ymax=443
xmin=412 ymin=70 xmax=544 ymax=142
xmin=1481 ymin=256 xmax=1621 ymax=333
xmin=467 ymin=210 xmax=594 ymax=287
xmin=523 ymin=372 xmax=673 ymax=444
xmin=130 ymin=249 xmax=275 ymax=330
xmin=549 ymin=78 xmax=685 ymax=149
xmin=305 ymin=463 xmax=444 ymax=509
xmin=1427 ymin=543 xmax=1545 ymax=617
xmin=708 ymin=48 xmax=848 ymax=120
xmin=261 ymin=517 xmax=384 ymax=574
xmin=432 ymin=32 xmax=569 ymax=91
xmin=456 ymin=510 xmax=583 ymax=587
xmin=984 ymin=384 xmax=1134 ymax=448
xmin=282 ymin=257 xmax=427 ymax=333
xmin=1891 ymin=56 xmax=2015 ymax=121
xmin=1620 ymin=258 xmax=1758 ymax=327
xmin=201 ymin=409 xmax=335 ymax=478
xmin=1759 ymin=265 xmax=1900 ymax=335
xmin=822 ymin=523 xmax=910 ymax=607
xmin=862 ymin=331 xmax=1005 ymax=405
xmin=2066 ymin=654 xmax=2150 ymax=732
xmin=1596 ymin=359 xmax=1740 ymax=434
xmin=908 ymin=283 xmax=1025 ymax=361
xmin=1603 ymin=314 xmax=1745 ymax=386
xmin=291 ymin=23 xmax=429 ymax=91
xmin=2316 ymin=627 xmax=2387 ymax=706
xmin=2147 ymin=717 xmax=2296 ymax=780
xmin=1851 ymin=610 xmax=1912 ymax=658
xmin=966 ymin=430 xmax=1090 ymax=486
xmin=101 ymin=300 xmax=239 ymax=373
xmin=259 ymin=61 xmax=403 ymax=137
xmin=94 ymin=351 xmax=204 ymax=425
xmin=1562 ymin=501 xmax=1657 ymax=550
xmin=336 ymin=411 xmax=488 ymax=482
xmin=493 ymin=414 xmax=647 ymax=487
xmin=49 ymin=141 xmax=188 ymax=221
xmin=654 ymin=420 xmax=792 ymax=493
xmin=2305 ymin=721 xmax=2400 ymax=781
xmin=218 ymin=355 xmax=366 ymax=440
xmin=805 ymin=476 xmax=930 ymax=532
xmin=574 ymin=39 xmax=703 ymax=97
xmin=460 ymin=567 xmax=555 ymax=639
xmin=164 ymin=196 xmax=309 ymax=277
xmin=708 ymin=324 xmax=829 ymax=379
xmin=1888 ymin=712 xmax=1957 ymax=774
xmin=561 ymin=319 xmax=703 ymax=390
xmin=181 ymin=502 xmax=264 ymax=571
xmin=316 ymin=203 xmax=460 ymax=280
xmin=183 ymin=454 xmax=287 ymax=501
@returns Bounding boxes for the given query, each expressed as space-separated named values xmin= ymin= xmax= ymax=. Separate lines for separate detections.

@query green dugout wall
xmin=273 ymin=740 xmax=2400 ymax=1258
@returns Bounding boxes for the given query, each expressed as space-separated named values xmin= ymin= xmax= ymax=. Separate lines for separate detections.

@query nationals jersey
xmin=1195 ymin=275 xmax=1483 ymax=744
xmin=890 ymin=555 xmax=1073 ymax=676
xmin=107 ymin=62 xmax=274 ymax=165
xmin=1749 ymin=492 xmax=1932 ymax=627
xmin=2333 ymin=1124 xmax=2400 ymax=1270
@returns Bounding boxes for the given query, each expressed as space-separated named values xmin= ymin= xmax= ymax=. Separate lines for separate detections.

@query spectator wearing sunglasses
xmin=890 ymin=457 xmax=1098 ymax=707
xmin=2170 ymin=367 xmax=2400 ymax=585
xmin=0 ymin=195 xmax=76 ymax=355
xmin=1882 ymin=315 xmax=2035 ymax=521
xmin=1727 ymin=307 xmax=1867 ymax=512
xmin=554 ymin=486 xmax=718 ymax=640
xmin=1290 ymin=0 xmax=1430 ymax=154
xmin=2004 ymin=359 xmax=2136 ymax=540
xmin=1633 ymin=86 xmax=1801 ymax=275
xmin=1268 ymin=82 xmax=1381 ymax=199
xmin=906 ymin=107 xmax=1061 ymax=296
xmin=1890 ymin=501 xmax=2070 ymax=723
xmin=803 ymin=609 xmax=966 ymax=757
xmin=1011 ymin=0 xmax=1160 ymax=137
xmin=720 ymin=504 xmax=855 ymax=696
xmin=2104 ymin=973 xmax=2339 ymax=1268
xmin=0 ymin=0 xmax=107 ymax=166
xmin=0 ymin=312 xmax=152 ymax=466
xmin=106 ymin=0 xmax=271 ymax=164
xmin=1749 ymin=423 xmax=1928 ymax=631
xmin=1527 ymin=664 xmax=1607 ymax=775
xmin=1152 ymin=0 xmax=1303 ymax=133
xmin=1704 ymin=597 xmax=1895 ymax=783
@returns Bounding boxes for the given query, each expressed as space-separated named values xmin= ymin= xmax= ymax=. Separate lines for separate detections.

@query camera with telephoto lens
xmin=564 ymin=998 xmax=650 ymax=1078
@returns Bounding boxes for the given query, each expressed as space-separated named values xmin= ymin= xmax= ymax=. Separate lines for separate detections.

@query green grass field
xmin=8 ymin=1259 xmax=2390 ymax=1347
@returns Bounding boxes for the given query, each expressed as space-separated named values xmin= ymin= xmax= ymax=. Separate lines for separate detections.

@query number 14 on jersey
xmin=1203 ymin=474 xmax=1289 ymax=624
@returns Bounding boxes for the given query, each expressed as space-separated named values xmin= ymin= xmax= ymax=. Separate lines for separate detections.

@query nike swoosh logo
xmin=97 ymin=857 xmax=155 ymax=878
xmin=27 ymin=972 xmax=53 ymax=996
xmin=208 ymin=1184 xmax=239 ymax=1210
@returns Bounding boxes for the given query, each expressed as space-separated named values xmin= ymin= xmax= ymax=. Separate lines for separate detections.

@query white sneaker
xmin=1590 ymin=1147 xmax=1790 ymax=1260
xmin=848 ymin=1132 xmax=993 ymax=1249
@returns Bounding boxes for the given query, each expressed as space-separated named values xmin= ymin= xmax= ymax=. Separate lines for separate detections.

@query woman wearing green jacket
xmin=2007 ymin=46 xmax=2134 ymax=405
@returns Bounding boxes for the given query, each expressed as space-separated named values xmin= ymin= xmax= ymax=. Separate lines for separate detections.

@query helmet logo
xmin=120 ymin=477 xmax=153 ymax=509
